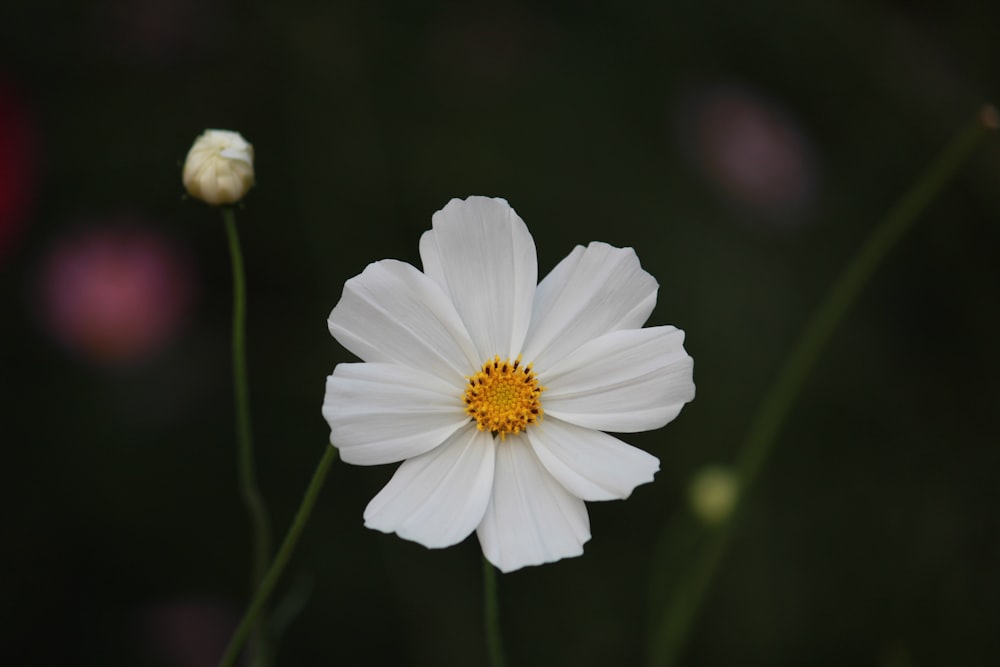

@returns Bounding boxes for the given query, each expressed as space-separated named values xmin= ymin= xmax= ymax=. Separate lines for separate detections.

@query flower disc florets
xmin=464 ymin=355 xmax=544 ymax=439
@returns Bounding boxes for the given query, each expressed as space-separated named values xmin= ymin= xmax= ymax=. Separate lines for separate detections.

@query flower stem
xmin=218 ymin=445 xmax=338 ymax=667
xmin=223 ymin=208 xmax=273 ymax=666
xmin=647 ymin=106 xmax=997 ymax=667
xmin=483 ymin=557 xmax=507 ymax=667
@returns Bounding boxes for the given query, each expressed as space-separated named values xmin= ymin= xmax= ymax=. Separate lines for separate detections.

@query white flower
xmin=323 ymin=196 xmax=695 ymax=573
xmin=182 ymin=129 xmax=254 ymax=205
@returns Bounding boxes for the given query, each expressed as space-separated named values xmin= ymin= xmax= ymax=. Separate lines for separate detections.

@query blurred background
xmin=2 ymin=1 xmax=999 ymax=665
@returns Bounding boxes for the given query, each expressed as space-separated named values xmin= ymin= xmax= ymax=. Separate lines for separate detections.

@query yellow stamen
xmin=463 ymin=355 xmax=544 ymax=439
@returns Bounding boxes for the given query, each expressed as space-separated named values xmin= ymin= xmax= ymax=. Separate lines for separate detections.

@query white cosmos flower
xmin=322 ymin=196 xmax=695 ymax=573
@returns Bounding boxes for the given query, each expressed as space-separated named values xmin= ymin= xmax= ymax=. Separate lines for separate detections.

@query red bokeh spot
xmin=0 ymin=72 xmax=38 ymax=263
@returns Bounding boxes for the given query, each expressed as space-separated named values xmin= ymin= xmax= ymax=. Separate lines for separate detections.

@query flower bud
xmin=182 ymin=129 xmax=254 ymax=205
xmin=689 ymin=465 xmax=740 ymax=525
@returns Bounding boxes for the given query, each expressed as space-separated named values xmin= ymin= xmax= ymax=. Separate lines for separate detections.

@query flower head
xmin=323 ymin=196 xmax=695 ymax=572
xmin=182 ymin=129 xmax=254 ymax=205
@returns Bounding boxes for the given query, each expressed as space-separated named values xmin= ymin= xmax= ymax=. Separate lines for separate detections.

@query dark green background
xmin=2 ymin=1 xmax=998 ymax=665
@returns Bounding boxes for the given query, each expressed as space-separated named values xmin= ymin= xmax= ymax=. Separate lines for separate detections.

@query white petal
xmin=364 ymin=424 xmax=496 ymax=548
xmin=328 ymin=259 xmax=480 ymax=381
xmin=540 ymin=326 xmax=695 ymax=433
xmin=423 ymin=197 xmax=537 ymax=360
xmin=419 ymin=229 xmax=445 ymax=289
xmin=527 ymin=417 xmax=659 ymax=501
xmin=476 ymin=439 xmax=591 ymax=573
xmin=521 ymin=242 xmax=658 ymax=369
xmin=323 ymin=363 xmax=470 ymax=466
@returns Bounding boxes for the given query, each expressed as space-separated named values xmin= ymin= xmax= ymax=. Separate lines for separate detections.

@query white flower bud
xmin=182 ymin=129 xmax=254 ymax=205
xmin=689 ymin=465 xmax=740 ymax=525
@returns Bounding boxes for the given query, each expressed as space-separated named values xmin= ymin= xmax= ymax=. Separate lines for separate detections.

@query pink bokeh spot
xmin=680 ymin=84 xmax=819 ymax=220
xmin=142 ymin=598 xmax=241 ymax=667
xmin=38 ymin=223 xmax=195 ymax=365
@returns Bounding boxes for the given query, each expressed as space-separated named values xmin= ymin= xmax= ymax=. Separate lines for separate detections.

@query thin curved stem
xmin=483 ymin=556 xmax=507 ymax=667
xmin=223 ymin=208 xmax=273 ymax=666
xmin=647 ymin=106 xmax=997 ymax=667
xmin=218 ymin=446 xmax=338 ymax=667
xmin=736 ymin=108 xmax=995 ymax=489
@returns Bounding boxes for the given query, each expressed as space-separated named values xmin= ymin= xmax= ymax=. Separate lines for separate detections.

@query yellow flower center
xmin=464 ymin=355 xmax=545 ymax=439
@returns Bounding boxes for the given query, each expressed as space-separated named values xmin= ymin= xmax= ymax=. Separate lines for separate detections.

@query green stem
xmin=737 ymin=109 xmax=994 ymax=488
xmin=483 ymin=557 xmax=507 ymax=667
xmin=647 ymin=107 xmax=997 ymax=667
xmin=218 ymin=446 xmax=339 ymax=667
xmin=223 ymin=208 xmax=273 ymax=666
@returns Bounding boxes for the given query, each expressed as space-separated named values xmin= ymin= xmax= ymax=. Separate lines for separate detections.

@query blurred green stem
xmin=647 ymin=106 xmax=997 ymax=667
xmin=218 ymin=446 xmax=338 ymax=667
xmin=223 ymin=208 xmax=273 ymax=667
xmin=483 ymin=557 xmax=507 ymax=667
